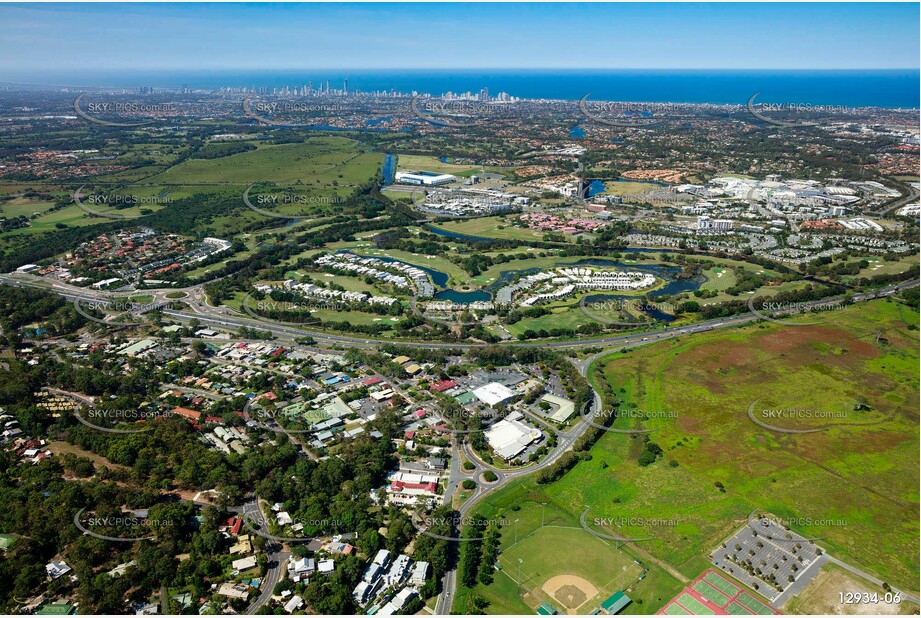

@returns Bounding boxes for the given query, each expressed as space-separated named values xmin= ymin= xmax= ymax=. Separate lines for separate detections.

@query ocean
xmin=5 ymin=69 xmax=918 ymax=109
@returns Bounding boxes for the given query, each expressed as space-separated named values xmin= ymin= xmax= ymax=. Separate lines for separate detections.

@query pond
xmin=582 ymin=293 xmax=678 ymax=323
xmin=586 ymin=179 xmax=606 ymax=197
xmin=434 ymin=289 xmax=492 ymax=303
xmin=382 ymin=153 xmax=396 ymax=184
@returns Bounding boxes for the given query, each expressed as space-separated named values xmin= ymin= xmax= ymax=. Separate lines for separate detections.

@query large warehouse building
xmin=394 ymin=171 xmax=456 ymax=186
xmin=485 ymin=414 xmax=543 ymax=461
xmin=472 ymin=382 xmax=518 ymax=408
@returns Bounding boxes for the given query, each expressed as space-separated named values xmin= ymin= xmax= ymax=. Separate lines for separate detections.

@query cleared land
xmin=143 ymin=137 xmax=382 ymax=186
xmin=457 ymin=299 xmax=918 ymax=615
xmin=783 ymin=564 xmax=918 ymax=615
xmin=395 ymin=154 xmax=498 ymax=177
xmin=432 ymin=217 xmax=553 ymax=243
xmin=586 ymin=299 xmax=918 ymax=588
xmin=0 ymin=196 xmax=57 ymax=219
xmin=4 ymin=203 xmax=109 ymax=235
xmin=603 ymin=181 xmax=667 ymax=196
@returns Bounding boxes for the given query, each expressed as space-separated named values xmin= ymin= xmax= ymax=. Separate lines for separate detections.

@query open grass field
xmin=0 ymin=182 xmax=45 ymax=197
xmin=458 ymin=299 xmax=918 ymax=614
xmin=0 ymin=196 xmax=57 ymax=219
xmin=783 ymin=563 xmax=919 ymax=615
xmin=699 ymin=267 xmax=738 ymax=293
xmin=503 ymin=526 xmax=643 ymax=614
xmin=696 ymin=280 xmax=813 ymax=307
xmin=453 ymin=498 xmax=676 ymax=615
xmin=142 ymin=137 xmax=382 ymax=186
xmin=309 ymin=309 xmax=403 ymax=328
xmin=48 ymin=440 xmax=130 ymax=473
xmin=395 ymin=154 xmax=487 ymax=177
xmin=844 ymin=255 xmax=919 ymax=282
xmin=603 ymin=181 xmax=667 ymax=196
xmin=294 ymin=272 xmax=382 ymax=295
xmin=503 ymin=306 xmax=599 ymax=337
xmin=431 ymin=217 xmax=552 ymax=243
xmin=500 ymin=289 xmax=666 ymax=337
xmin=584 ymin=299 xmax=918 ymax=588
xmin=3 ymin=203 xmax=109 ymax=235
xmin=225 ymin=291 xmax=397 ymax=329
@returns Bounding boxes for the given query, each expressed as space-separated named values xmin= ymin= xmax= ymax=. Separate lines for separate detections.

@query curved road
xmin=433 ymin=355 xmax=602 ymax=614
xmin=238 ymin=495 xmax=290 ymax=615
xmin=1 ymin=273 xmax=917 ymax=614
xmin=3 ymin=273 xmax=914 ymax=353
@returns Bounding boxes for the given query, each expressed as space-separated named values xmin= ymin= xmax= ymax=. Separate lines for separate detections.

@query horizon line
xmin=2 ymin=67 xmax=919 ymax=73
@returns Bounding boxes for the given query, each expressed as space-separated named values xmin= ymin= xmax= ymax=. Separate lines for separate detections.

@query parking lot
xmin=710 ymin=519 xmax=824 ymax=602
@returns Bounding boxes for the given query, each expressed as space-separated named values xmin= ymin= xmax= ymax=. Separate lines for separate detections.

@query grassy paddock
xmin=144 ymin=137 xmax=382 ymax=185
xmin=458 ymin=299 xmax=918 ymax=614
xmin=586 ymin=299 xmax=919 ymax=587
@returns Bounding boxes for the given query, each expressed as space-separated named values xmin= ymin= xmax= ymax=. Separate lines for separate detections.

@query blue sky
xmin=1 ymin=3 xmax=918 ymax=72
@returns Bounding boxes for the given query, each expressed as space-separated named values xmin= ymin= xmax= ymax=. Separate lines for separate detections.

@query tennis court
xmin=665 ymin=603 xmax=692 ymax=615
xmin=727 ymin=602 xmax=755 ymax=615
xmin=677 ymin=594 xmax=712 ymax=614
xmin=693 ymin=581 xmax=730 ymax=606
xmin=736 ymin=593 xmax=775 ymax=615
xmin=657 ymin=570 xmax=780 ymax=615
xmin=704 ymin=572 xmax=740 ymax=598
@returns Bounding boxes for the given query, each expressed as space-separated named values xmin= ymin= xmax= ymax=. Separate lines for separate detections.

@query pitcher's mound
xmin=542 ymin=574 xmax=598 ymax=612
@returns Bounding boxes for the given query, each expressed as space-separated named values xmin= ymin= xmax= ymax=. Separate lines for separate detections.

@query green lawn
xmin=431 ymin=217 xmax=552 ymax=243
xmin=396 ymin=154 xmax=491 ymax=177
xmin=584 ymin=299 xmax=918 ymax=585
xmin=458 ymin=299 xmax=919 ymax=614
xmin=699 ymin=267 xmax=738 ymax=293
xmin=503 ymin=304 xmax=604 ymax=337
xmin=454 ymin=497 xmax=681 ymax=615
xmin=295 ymin=273 xmax=382 ymax=295
xmin=4 ymin=204 xmax=109 ymax=235
xmin=226 ymin=292 xmax=400 ymax=329
xmin=143 ymin=137 xmax=382 ymax=185
xmin=696 ymin=280 xmax=812 ymax=307
xmin=603 ymin=181 xmax=666 ymax=196
xmin=0 ymin=197 xmax=56 ymax=219
xmin=844 ymin=255 xmax=919 ymax=282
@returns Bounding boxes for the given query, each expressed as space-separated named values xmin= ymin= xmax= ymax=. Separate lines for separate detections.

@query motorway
xmin=876 ymin=181 xmax=920 ymax=216
xmin=2 ymin=273 xmax=915 ymax=353
xmin=2 ymin=272 xmax=917 ymax=614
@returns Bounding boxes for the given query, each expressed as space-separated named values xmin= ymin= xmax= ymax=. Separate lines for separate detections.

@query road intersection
xmin=2 ymin=271 xmax=917 ymax=614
